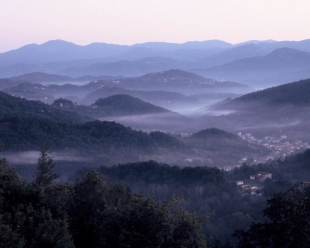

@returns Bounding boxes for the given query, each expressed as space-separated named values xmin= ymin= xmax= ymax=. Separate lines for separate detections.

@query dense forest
xmin=52 ymin=94 xmax=170 ymax=118
xmin=0 ymin=146 xmax=207 ymax=248
xmin=2 ymin=139 xmax=310 ymax=247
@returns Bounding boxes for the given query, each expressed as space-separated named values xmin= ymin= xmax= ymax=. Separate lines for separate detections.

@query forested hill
xmin=52 ymin=94 xmax=177 ymax=120
xmin=190 ymin=128 xmax=239 ymax=140
xmin=0 ymin=91 xmax=90 ymax=124
xmin=138 ymin=69 xmax=210 ymax=84
xmin=219 ymin=78 xmax=310 ymax=110
xmin=10 ymin=72 xmax=73 ymax=83
xmin=93 ymin=94 xmax=169 ymax=115
xmin=0 ymin=91 xmax=183 ymax=153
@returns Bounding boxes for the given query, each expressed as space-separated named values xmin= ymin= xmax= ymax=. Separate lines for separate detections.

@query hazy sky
xmin=1 ymin=0 xmax=310 ymax=52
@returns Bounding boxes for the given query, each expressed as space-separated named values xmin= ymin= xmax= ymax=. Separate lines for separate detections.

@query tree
xmin=234 ymin=183 xmax=310 ymax=248
xmin=0 ymin=145 xmax=74 ymax=248
xmin=70 ymin=170 xmax=207 ymax=248
xmin=34 ymin=145 xmax=59 ymax=187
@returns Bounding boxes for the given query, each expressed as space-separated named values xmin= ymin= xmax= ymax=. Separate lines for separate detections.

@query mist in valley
xmin=2 ymin=38 xmax=310 ymax=247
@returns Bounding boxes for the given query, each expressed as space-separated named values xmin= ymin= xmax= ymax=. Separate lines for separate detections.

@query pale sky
xmin=1 ymin=0 xmax=310 ymax=52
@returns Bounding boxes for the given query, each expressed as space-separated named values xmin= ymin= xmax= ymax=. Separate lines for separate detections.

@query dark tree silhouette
xmin=34 ymin=145 xmax=59 ymax=187
xmin=234 ymin=183 xmax=310 ymax=248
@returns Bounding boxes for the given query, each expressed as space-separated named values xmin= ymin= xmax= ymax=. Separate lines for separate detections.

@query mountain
xmin=0 ymin=90 xmax=266 ymax=167
xmin=204 ymin=43 xmax=271 ymax=67
xmin=2 ymin=39 xmax=310 ymax=80
xmin=58 ymin=57 xmax=206 ymax=77
xmin=1 ymin=79 xmax=113 ymax=103
xmin=1 ymin=78 xmax=199 ymax=108
xmin=10 ymin=72 xmax=74 ymax=83
xmin=190 ymin=128 xmax=239 ymax=140
xmin=77 ymin=94 xmax=194 ymax=133
xmin=0 ymin=91 xmax=190 ymax=165
xmin=218 ymin=78 xmax=310 ymax=110
xmin=53 ymin=94 xmax=171 ymax=118
xmin=199 ymin=78 xmax=310 ymax=140
xmin=0 ymin=39 xmax=233 ymax=69
xmin=8 ymin=72 xmax=119 ymax=85
xmin=0 ymin=91 xmax=90 ymax=124
xmin=183 ymin=128 xmax=267 ymax=167
xmin=193 ymin=48 xmax=310 ymax=88
xmin=133 ymin=40 xmax=233 ymax=50
xmin=0 ymin=40 xmax=130 ymax=67
xmin=79 ymin=69 xmax=252 ymax=95
xmin=80 ymin=86 xmax=200 ymax=110
xmin=92 ymin=94 xmax=169 ymax=116
xmin=0 ymin=79 xmax=21 ymax=90
xmin=252 ymin=39 xmax=310 ymax=53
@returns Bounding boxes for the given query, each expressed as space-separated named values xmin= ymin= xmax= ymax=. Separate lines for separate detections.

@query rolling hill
xmin=199 ymin=78 xmax=310 ymax=140
xmin=1 ymin=39 xmax=310 ymax=83
xmin=0 ymin=91 xmax=268 ymax=167
xmin=92 ymin=94 xmax=169 ymax=116
xmin=79 ymin=69 xmax=253 ymax=95
xmin=53 ymin=94 xmax=171 ymax=117
xmin=193 ymin=48 xmax=310 ymax=88
xmin=10 ymin=72 xmax=74 ymax=83
xmin=219 ymin=78 xmax=310 ymax=110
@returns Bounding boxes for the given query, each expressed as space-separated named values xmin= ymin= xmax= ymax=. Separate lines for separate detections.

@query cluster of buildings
xmin=236 ymin=172 xmax=273 ymax=196
xmin=237 ymin=132 xmax=310 ymax=165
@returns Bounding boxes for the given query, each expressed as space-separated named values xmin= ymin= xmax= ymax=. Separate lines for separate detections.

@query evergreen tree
xmin=34 ymin=145 xmax=59 ymax=187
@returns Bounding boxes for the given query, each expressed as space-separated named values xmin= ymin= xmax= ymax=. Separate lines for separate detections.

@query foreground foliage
xmin=234 ymin=183 xmax=310 ymax=248
xmin=0 ymin=155 xmax=207 ymax=248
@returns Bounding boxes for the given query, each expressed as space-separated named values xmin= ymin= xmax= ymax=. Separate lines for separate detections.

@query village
xmin=228 ymin=132 xmax=310 ymax=196
xmin=237 ymin=132 xmax=310 ymax=165
xmin=235 ymin=171 xmax=273 ymax=196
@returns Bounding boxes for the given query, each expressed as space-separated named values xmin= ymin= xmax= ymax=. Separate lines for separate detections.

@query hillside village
xmin=236 ymin=132 xmax=310 ymax=165
xmin=235 ymin=171 xmax=273 ymax=196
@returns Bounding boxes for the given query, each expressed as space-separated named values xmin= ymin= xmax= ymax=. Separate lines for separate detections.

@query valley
xmin=1 ymin=38 xmax=310 ymax=247
xmin=1 ymin=39 xmax=310 ymax=179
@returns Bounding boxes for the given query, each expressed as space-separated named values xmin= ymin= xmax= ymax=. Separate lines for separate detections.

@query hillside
xmin=0 ymin=91 xmax=89 ymax=124
xmin=198 ymin=78 xmax=310 ymax=141
xmin=190 ymin=128 xmax=239 ymax=140
xmin=204 ymin=43 xmax=270 ymax=67
xmin=10 ymin=72 xmax=74 ymax=83
xmin=0 ymin=92 xmax=190 ymax=165
xmin=80 ymin=87 xmax=203 ymax=118
xmin=0 ymin=91 xmax=268 ymax=167
xmin=2 ymin=80 xmax=110 ymax=103
xmin=184 ymin=128 xmax=267 ymax=162
xmin=0 ymin=40 xmax=130 ymax=67
xmin=219 ymin=78 xmax=310 ymax=110
xmin=93 ymin=94 xmax=169 ymax=116
xmin=1 ymin=39 xmax=310 ymax=86
xmin=193 ymin=48 xmax=310 ymax=87
xmin=52 ymin=94 xmax=171 ymax=118
xmin=78 ymin=69 xmax=252 ymax=96
xmin=117 ymin=69 xmax=251 ymax=93
xmin=0 ymin=78 xmax=21 ymax=90
xmin=59 ymin=57 xmax=205 ymax=77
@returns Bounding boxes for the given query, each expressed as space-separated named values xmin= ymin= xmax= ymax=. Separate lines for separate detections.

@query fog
xmin=99 ymin=112 xmax=195 ymax=133
xmin=3 ymin=150 xmax=90 ymax=165
xmin=1 ymin=41 xmax=310 ymax=179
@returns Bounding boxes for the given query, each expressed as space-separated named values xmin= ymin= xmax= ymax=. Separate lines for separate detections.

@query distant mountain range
xmin=193 ymin=48 xmax=310 ymax=88
xmin=1 ymin=69 xmax=250 ymax=116
xmin=0 ymin=39 xmax=232 ymax=67
xmin=1 ymin=39 xmax=310 ymax=88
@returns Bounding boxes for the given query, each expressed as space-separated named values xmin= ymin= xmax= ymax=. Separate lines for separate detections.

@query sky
xmin=1 ymin=0 xmax=310 ymax=52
